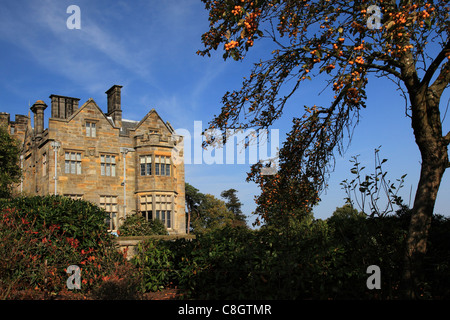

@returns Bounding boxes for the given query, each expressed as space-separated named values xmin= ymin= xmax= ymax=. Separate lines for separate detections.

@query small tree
xmin=192 ymin=193 xmax=237 ymax=234
xmin=0 ymin=126 xmax=21 ymax=198
xmin=220 ymin=188 xmax=247 ymax=226
xmin=331 ymin=203 xmax=365 ymax=220
xmin=185 ymin=183 xmax=205 ymax=234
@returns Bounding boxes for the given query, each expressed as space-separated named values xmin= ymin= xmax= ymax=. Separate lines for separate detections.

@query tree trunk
xmin=402 ymin=157 xmax=447 ymax=299
xmin=402 ymin=86 xmax=449 ymax=299
xmin=187 ymin=208 xmax=191 ymax=234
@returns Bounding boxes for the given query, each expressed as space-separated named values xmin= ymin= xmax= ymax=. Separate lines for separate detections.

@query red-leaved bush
xmin=0 ymin=196 xmax=137 ymax=299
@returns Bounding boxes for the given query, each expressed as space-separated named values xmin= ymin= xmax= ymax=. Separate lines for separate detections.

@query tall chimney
xmin=106 ymin=85 xmax=123 ymax=128
xmin=30 ymin=100 xmax=47 ymax=139
xmin=49 ymin=94 xmax=79 ymax=119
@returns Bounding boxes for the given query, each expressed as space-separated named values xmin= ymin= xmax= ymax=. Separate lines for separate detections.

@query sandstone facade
xmin=0 ymin=85 xmax=186 ymax=234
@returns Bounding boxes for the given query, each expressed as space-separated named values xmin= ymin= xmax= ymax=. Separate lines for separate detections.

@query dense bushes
xmin=118 ymin=214 xmax=168 ymax=236
xmin=132 ymin=211 xmax=450 ymax=299
xmin=0 ymin=195 xmax=132 ymax=299
xmin=0 ymin=195 xmax=111 ymax=250
xmin=1 ymin=206 xmax=78 ymax=298
xmin=132 ymin=240 xmax=177 ymax=292
xmin=2 ymin=194 xmax=449 ymax=299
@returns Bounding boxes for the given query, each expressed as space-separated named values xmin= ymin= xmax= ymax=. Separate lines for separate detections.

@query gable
xmin=66 ymin=98 xmax=116 ymax=128
xmin=134 ymin=109 xmax=173 ymax=136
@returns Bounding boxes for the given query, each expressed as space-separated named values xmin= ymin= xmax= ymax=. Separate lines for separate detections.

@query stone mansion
xmin=0 ymin=85 xmax=186 ymax=234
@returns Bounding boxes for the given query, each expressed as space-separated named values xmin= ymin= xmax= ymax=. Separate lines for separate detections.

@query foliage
xmin=186 ymin=183 xmax=248 ymax=234
xmin=330 ymin=203 xmax=365 ymax=220
xmin=185 ymin=182 xmax=205 ymax=233
xmin=0 ymin=195 xmax=111 ymax=250
xmin=0 ymin=126 xmax=21 ymax=199
xmin=191 ymin=194 xmax=238 ymax=234
xmin=90 ymin=262 xmax=142 ymax=300
xmin=327 ymin=207 xmax=409 ymax=299
xmin=247 ymin=167 xmax=320 ymax=225
xmin=137 ymin=222 xmax=360 ymax=299
xmin=118 ymin=213 xmax=168 ymax=236
xmin=426 ymin=213 xmax=450 ymax=298
xmin=220 ymin=188 xmax=247 ymax=225
xmin=132 ymin=239 xmax=177 ymax=292
xmin=0 ymin=195 xmax=130 ymax=299
xmin=0 ymin=206 xmax=77 ymax=298
xmin=131 ymin=210 xmax=450 ymax=299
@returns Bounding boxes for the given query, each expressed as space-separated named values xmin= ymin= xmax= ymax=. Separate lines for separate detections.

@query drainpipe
xmin=51 ymin=141 xmax=61 ymax=195
xmin=20 ymin=155 xmax=23 ymax=193
xmin=120 ymin=147 xmax=135 ymax=220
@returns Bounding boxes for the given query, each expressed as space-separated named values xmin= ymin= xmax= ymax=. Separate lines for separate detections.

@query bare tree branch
xmin=421 ymin=40 xmax=450 ymax=89
xmin=366 ymin=62 xmax=403 ymax=79
xmin=429 ymin=60 xmax=450 ymax=101
xmin=444 ymin=131 xmax=450 ymax=145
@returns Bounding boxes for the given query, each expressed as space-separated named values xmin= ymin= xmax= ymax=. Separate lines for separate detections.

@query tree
xmin=198 ymin=0 xmax=449 ymax=298
xmin=192 ymin=193 xmax=237 ymax=234
xmin=220 ymin=188 xmax=247 ymax=226
xmin=327 ymin=203 xmax=366 ymax=237
xmin=186 ymin=183 xmax=245 ymax=234
xmin=185 ymin=183 xmax=205 ymax=234
xmin=0 ymin=126 xmax=21 ymax=198
xmin=331 ymin=203 xmax=364 ymax=220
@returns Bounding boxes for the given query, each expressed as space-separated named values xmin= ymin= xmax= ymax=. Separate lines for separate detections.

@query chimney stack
xmin=49 ymin=94 xmax=79 ymax=119
xmin=30 ymin=100 xmax=47 ymax=139
xmin=106 ymin=85 xmax=123 ymax=128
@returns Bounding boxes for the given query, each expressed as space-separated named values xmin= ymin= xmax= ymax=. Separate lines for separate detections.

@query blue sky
xmin=1 ymin=0 xmax=449 ymax=225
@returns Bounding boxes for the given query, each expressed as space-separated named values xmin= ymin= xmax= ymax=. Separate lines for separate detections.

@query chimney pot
xmin=30 ymin=100 xmax=47 ymax=138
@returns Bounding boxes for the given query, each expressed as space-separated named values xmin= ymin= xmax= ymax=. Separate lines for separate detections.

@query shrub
xmin=0 ymin=206 xmax=78 ymax=298
xmin=118 ymin=214 xmax=168 ymax=236
xmin=173 ymin=226 xmax=255 ymax=299
xmin=0 ymin=195 xmax=129 ymax=299
xmin=132 ymin=239 xmax=177 ymax=292
xmin=124 ymin=207 xmax=450 ymax=299
xmin=0 ymin=195 xmax=111 ymax=250
xmin=423 ymin=214 xmax=450 ymax=298
xmin=90 ymin=262 xmax=142 ymax=300
xmin=327 ymin=214 xmax=407 ymax=299
xmin=131 ymin=223 xmax=346 ymax=299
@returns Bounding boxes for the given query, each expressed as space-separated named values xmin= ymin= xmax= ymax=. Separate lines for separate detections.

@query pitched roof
xmin=134 ymin=108 xmax=174 ymax=134
xmin=120 ymin=119 xmax=139 ymax=135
